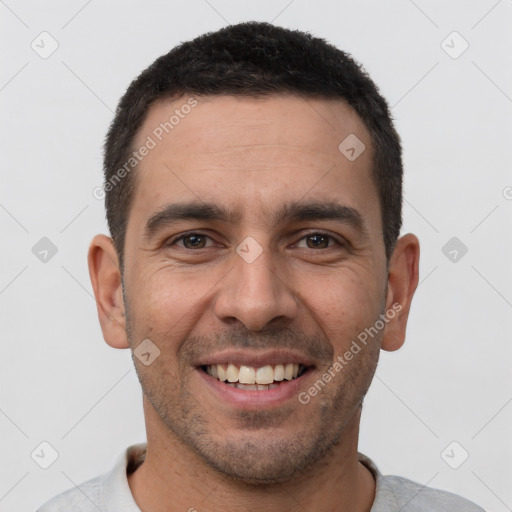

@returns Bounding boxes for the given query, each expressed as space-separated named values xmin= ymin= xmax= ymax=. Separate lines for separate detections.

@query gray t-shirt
xmin=37 ymin=444 xmax=485 ymax=511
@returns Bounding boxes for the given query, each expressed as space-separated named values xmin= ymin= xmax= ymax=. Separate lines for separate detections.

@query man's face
xmin=122 ymin=94 xmax=388 ymax=482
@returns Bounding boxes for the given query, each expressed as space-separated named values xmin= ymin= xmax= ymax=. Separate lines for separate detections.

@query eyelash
xmin=166 ymin=231 xmax=344 ymax=250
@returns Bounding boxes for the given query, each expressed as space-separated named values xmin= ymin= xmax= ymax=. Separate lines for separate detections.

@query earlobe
xmin=87 ymin=234 xmax=130 ymax=349
xmin=381 ymin=234 xmax=420 ymax=352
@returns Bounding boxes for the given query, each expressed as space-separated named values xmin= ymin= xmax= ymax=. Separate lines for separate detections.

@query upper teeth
xmin=205 ymin=363 xmax=301 ymax=384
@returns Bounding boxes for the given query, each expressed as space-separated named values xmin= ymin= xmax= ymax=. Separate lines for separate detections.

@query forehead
xmin=129 ymin=94 xmax=378 ymax=231
xmin=135 ymin=94 xmax=369 ymax=162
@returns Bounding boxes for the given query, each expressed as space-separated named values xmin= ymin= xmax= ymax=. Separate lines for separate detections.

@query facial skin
xmin=88 ymin=94 xmax=419 ymax=511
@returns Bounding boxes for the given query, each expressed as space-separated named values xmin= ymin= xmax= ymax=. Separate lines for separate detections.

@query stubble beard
xmin=123 ymin=288 xmax=382 ymax=484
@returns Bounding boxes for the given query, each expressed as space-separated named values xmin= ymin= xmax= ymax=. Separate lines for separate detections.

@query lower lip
xmin=197 ymin=368 xmax=312 ymax=409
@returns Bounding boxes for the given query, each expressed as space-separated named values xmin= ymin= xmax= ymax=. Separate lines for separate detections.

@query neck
xmin=128 ymin=400 xmax=375 ymax=512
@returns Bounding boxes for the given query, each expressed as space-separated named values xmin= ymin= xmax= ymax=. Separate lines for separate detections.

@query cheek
xmin=297 ymin=267 xmax=384 ymax=350
xmin=127 ymin=264 xmax=217 ymax=340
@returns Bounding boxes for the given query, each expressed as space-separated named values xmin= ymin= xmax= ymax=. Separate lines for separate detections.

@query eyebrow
xmin=144 ymin=200 xmax=366 ymax=238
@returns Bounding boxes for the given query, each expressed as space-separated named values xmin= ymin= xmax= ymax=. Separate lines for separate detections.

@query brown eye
xmin=167 ymin=232 xmax=214 ymax=250
xmin=305 ymin=233 xmax=332 ymax=249
xmin=181 ymin=234 xmax=207 ymax=249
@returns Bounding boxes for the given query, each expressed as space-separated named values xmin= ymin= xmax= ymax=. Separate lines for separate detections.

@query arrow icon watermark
xmin=338 ymin=134 xmax=366 ymax=161
xmin=134 ymin=339 xmax=161 ymax=366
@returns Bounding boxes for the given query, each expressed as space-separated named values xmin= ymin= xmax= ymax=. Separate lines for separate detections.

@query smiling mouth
xmin=201 ymin=363 xmax=308 ymax=391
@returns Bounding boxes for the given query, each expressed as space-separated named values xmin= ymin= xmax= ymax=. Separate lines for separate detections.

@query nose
xmin=213 ymin=243 xmax=299 ymax=331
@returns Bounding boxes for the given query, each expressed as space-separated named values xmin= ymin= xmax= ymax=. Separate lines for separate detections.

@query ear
xmin=381 ymin=233 xmax=420 ymax=352
xmin=87 ymin=234 xmax=129 ymax=349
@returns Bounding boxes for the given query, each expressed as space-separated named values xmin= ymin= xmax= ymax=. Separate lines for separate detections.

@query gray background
xmin=1 ymin=1 xmax=511 ymax=510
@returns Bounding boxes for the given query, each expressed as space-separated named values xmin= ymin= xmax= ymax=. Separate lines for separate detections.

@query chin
xmin=191 ymin=431 xmax=335 ymax=485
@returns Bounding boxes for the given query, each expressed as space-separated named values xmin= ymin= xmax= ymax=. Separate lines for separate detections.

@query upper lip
xmin=194 ymin=349 xmax=316 ymax=368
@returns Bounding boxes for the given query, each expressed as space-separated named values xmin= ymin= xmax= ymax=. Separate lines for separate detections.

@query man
xmin=38 ymin=21 xmax=484 ymax=511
